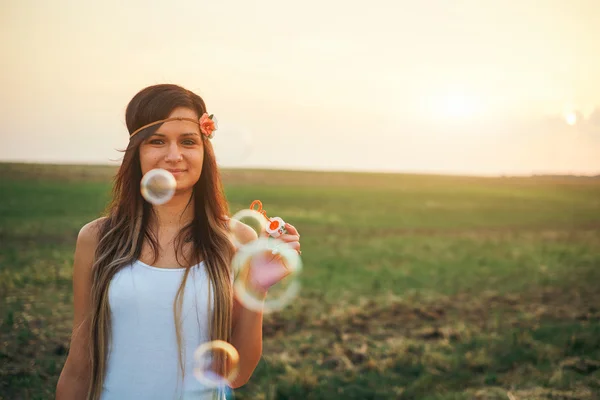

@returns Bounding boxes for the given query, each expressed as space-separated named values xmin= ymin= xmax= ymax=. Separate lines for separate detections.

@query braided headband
xmin=129 ymin=113 xmax=218 ymax=140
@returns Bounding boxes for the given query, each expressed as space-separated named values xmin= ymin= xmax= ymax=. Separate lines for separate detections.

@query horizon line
xmin=1 ymin=160 xmax=599 ymax=179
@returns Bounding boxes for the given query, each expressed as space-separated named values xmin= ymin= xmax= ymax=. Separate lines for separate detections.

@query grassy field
xmin=1 ymin=162 xmax=599 ymax=400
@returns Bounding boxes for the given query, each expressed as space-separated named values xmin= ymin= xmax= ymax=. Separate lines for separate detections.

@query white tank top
xmin=100 ymin=259 xmax=224 ymax=400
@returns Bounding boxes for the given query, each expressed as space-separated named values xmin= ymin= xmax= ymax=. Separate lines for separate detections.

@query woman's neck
xmin=151 ymin=189 xmax=195 ymax=230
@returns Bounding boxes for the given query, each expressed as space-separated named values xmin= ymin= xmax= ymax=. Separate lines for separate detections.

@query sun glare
xmin=565 ymin=111 xmax=577 ymax=126
xmin=439 ymin=93 xmax=478 ymax=119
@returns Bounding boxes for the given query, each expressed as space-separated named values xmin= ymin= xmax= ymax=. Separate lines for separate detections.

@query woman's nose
xmin=164 ymin=142 xmax=183 ymax=162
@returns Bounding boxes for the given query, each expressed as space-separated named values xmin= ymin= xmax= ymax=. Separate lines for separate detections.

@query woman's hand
xmin=247 ymin=223 xmax=302 ymax=294
xmin=276 ymin=223 xmax=301 ymax=255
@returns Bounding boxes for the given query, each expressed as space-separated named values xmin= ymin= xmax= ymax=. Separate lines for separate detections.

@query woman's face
xmin=138 ymin=107 xmax=205 ymax=193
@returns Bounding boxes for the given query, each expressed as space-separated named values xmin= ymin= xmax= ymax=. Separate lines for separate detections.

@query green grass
xmin=1 ymin=162 xmax=600 ymax=399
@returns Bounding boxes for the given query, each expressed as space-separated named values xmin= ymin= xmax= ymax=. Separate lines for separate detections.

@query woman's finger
xmin=284 ymin=223 xmax=299 ymax=236
xmin=278 ymin=234 xmax=300 ymax=243
xmin=283 ymin=241 xmax=300 ymax=252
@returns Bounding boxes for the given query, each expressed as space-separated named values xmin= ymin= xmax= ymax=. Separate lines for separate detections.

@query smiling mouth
xmin=166 ymin=169 xmax=187 ymax=173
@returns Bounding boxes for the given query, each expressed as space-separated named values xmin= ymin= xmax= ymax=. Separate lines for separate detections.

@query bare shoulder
xmin=77 ymin=216 xmax=107 ymax=249
xmin=71 ymin=217 xmax=108 ymax=283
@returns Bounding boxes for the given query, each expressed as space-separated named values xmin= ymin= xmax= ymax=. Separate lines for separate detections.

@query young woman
xmin=55 ymin=84 xmax=301 ymax=399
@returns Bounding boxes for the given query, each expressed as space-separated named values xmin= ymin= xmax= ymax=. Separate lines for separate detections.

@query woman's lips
xmin=166 ymin=169 xmax=187 ymax=176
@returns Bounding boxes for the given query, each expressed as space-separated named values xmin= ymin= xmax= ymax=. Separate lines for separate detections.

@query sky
xmin=1 ymin=0 xmax=599 ymax=176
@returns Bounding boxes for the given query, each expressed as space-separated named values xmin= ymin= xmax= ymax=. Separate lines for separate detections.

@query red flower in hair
xmin=199 ymin=113 xmax=218 ymax=138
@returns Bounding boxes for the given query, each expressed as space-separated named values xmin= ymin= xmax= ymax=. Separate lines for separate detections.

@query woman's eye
xmin=147 ymin=138 xmax=196 ymax=145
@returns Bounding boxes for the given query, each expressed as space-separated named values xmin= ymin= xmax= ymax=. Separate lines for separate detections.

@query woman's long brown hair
xmin=87 ymin=84 xmax=235 ymax=399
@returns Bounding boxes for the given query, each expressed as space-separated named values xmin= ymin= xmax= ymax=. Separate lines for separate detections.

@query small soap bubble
xmin=193 ymin=340 xmax=240 ymax=389
xmin=229 ymin=209 xmax=267 ymax=248
xmin=232 ymin=237 xmax=302 ymax=313
xmin=181 ymin=385 xmax=234 ymax=400
xmin=140 ymin=168 xmax=177 ymax=205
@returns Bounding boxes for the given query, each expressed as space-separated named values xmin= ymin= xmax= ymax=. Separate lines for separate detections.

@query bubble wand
xmin=249 ymin=200 xmax=287 ymax=238
xmin=248 ymin=199 xmax=291 ymax=268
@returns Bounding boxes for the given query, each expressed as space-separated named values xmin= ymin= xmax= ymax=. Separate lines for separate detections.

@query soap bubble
xmin=140 ymin=168 xmax=176 ymax=205
xmin=181 ymin=385 xmax=234 ymax=400
xmin=229 ymin=209 xmax=267 ymax=248
xmin=232 ymin=237 xmax=302 ymax=313
xmin=193 ymin=340 xmax=240 ymax=389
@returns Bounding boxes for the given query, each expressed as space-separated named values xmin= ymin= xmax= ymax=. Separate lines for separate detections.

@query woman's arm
xmin=226 ymin=219 xmax=262 ymax=387
xmin=227 ymin=222 xmax=301 ymax=388
xmin=228 ymin=295 xmax=265 ymax=388
xmin=56 ymin=219 xmax=102 ymax=399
